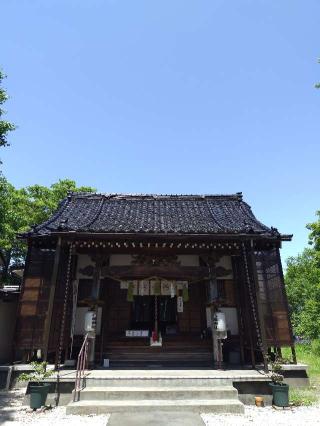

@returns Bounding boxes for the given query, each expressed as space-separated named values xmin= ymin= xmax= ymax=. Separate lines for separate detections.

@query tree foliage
xmin=285 ymin=209 xmax=320 ymax=339
xmin=285 ymin=248 xmax=320 ymax=339
xmin=0 ymin=70 xmax=15 ymax=147
xmin=0 ymin=178 xmax=95 ymax=282
xmin=307 ymin=210 xmax=320 ymax=255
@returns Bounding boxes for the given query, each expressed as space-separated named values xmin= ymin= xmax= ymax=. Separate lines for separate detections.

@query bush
xmin=311 ymin=339 xmax=320 ymax=357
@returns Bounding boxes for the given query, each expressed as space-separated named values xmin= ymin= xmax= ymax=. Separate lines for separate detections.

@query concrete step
xmin=85 ymin=377 xmax=233 ymax=387
xmin=78 ymin=385 xmax=238 ymax=401
xmin=66 ymin=398 xmax=245 ymax=415
xmin=107 ymin=362 xmax=214 ymax=369
xmin=104 ymin=353 xmax=212 ymax=360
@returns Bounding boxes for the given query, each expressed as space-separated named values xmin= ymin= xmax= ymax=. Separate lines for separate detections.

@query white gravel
xmin=0 ymin=390 xmax=110 ymax=425
xmin=201 ymin=405 xmax=320 ymax=426
xmin=2 ymin=390 xmax=320 ymax=425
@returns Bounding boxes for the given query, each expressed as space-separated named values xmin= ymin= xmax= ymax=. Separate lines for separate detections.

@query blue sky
xmin=1 ymin=0 xmax=319 ymax=263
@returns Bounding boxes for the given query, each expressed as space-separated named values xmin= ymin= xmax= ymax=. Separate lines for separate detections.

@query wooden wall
xmin=178 ymin=283 xmax=206 ymax=334
xmin=14 ymin=246 xmax=54 ymax=359
xmin=102 ymin=279 xmax=132 ymax=336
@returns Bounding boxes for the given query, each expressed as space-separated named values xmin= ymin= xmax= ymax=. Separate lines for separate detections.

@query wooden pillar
xmin=202 ymin=253 xmax=220 ymax=366
xmin=233 ymin=254 xmax=256 ymax=368
xmin=243 ymin=275 xmax=256 ymax=369
xmin=231 ymin=256 xmax=245 ymax=366
xmin=88 ymin=254 xmax=104 ymax=366
xmin=43 ymin=237 xmax=62 ymax=361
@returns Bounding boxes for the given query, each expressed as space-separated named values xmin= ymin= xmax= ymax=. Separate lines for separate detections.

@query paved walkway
xmin=108 ymin=412 xmax=204 ymax=426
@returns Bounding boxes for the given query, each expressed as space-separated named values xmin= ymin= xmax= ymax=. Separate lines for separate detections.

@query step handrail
xmin=74 ymin=333 xmax=89 ymax=402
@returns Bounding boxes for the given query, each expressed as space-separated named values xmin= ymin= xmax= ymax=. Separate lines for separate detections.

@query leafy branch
xmin=18 ymin=362 xmax=54 ymax=385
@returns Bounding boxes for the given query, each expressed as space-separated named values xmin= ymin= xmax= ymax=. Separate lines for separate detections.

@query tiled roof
xmin=25 ymin=192 xmax=282 ymax=238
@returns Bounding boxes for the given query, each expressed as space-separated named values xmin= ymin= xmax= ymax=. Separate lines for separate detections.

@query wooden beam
xmin=100 ymin=265 xmax=209 ymax=280
xmin=42 ymin=237 xmax=62 ymax=361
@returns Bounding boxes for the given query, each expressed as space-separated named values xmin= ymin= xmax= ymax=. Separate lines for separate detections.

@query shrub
xmin=18 ymin=362 xmax=54 ymax=385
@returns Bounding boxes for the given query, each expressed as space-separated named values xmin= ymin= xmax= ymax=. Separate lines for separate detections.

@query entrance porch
xmin=70 ymin=252 xmax=241 ymax=369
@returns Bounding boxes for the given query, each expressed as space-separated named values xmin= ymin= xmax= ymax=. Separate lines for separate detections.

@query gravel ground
xmin=202 ymin=405 xmax=320 ymax=426
xmin=2 ymin=390 xmax=320 ymax=425
xmin=0 ymin=390 xmax=110 ymax=425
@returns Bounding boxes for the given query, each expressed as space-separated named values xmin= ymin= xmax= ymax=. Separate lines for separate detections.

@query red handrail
xmin=73 ymin=333 xmax=89 ymax=402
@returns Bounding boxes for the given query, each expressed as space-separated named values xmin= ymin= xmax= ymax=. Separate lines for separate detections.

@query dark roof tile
xmin=25 ymin=193 xmax=278 ymax=237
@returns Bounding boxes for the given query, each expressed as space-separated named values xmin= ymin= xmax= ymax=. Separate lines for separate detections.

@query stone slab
xmin=108 ymin=411 xmax=205 ymax=426
xmin=281 ymin=363 xmax=309 ymax=371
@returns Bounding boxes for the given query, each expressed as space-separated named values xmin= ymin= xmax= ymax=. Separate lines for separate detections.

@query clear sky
xmin=1 ymin=0 xmax=319 ymax=263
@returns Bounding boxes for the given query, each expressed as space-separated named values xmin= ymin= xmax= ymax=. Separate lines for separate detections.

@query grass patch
xmin=282 ymin=343 xmax=320 ymax=406
xmin=289 ymin=386 xmax=318 ymax=406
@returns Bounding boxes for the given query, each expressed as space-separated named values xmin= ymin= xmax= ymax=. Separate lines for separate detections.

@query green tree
xmin=307 ymin=211 xmax=320 ymax=254
xmin=285 ymin=248 xmax=320 ymax=339
xmin=0 ymin=70 xmax=15 ymax=147
xmin=0 ymin=178 xmax=95 ymax=283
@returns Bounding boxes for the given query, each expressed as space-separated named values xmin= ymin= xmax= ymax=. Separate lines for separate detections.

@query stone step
xmin=107 ymin=362 xmax=214 ymax=369
xmin=66 ymin=398 xmax=245 ymax=415
xmin=78 ymin=385 xmax=238 ymax=401
xmin=85 ymin=377 xmax=233 ymax=387
xmin=103 ymin=350 xmax=212 ymax=360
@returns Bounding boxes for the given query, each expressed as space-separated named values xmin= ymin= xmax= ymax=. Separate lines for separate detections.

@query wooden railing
xmin=73 ymin=333 xmax=89 ymax=402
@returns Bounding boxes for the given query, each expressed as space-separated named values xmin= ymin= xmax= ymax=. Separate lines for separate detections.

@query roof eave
xmin=280 ymin=234 xmax=293 ymax=242
xmin=23 ymin=230 xmax=286 ymax=242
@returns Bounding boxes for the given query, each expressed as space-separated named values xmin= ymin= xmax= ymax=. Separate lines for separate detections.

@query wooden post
xmin=243 ymin=275 xmax=256 ymax=369
xmin=231 ymin=256 xmax=245 ymax=366
xmin=43 ymin=237 xmax=62 ymax=361
xmin=88 ymin=254 xmax=104 ymax=366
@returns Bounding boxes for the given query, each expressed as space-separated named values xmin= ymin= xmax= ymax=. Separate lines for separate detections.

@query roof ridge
xmin=68 ymin=192 xmax=243 ymax=200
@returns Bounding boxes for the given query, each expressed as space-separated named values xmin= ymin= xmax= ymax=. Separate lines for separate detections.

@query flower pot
xmin=29 ymin=384 xmax=50 ymax=409
xmin=269 ymin=383 xmax=289 ymax=407
xmin=255 ymin=396 xmax=264 ymax=407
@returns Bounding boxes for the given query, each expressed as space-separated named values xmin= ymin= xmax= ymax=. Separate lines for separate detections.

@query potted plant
xmin=18 ymin=362 xmax=54 ymax=409
xmin=269 ymin=359 xmax=289 ymax=407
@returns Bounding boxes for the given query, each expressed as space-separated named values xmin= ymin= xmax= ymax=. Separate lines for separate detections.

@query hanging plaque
xmin=139 ymin=280 xmax=150 ymax=296
xmin=120 ymin=281 xmax=129 ymax=289
xmin=133 ymin=280 xmax=139 ymax=295
xmin=127 ymin=280 xmax=138 ymax=295
xmin=176 ymin=281 xmax=188 ymax=290
xmin=177 ymin=296 xmax=184 ymax=313
xmin=150 ymin=279 xmax=161 ymax=295
xmin=161 ymin=280 xmax=171 ymax=295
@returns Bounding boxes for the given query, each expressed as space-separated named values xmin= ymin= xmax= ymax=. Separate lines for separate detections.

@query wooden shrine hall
xmin=14 ymin=193 xmax=295 ymax=370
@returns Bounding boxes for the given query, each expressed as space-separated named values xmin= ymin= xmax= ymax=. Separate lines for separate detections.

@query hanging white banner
xmin=177 ymin=296 xmax=184 ymax=313
xmin=139 ymin=280 xmax=150 ymax=296
xmin=170 ymin=282 xmax=176 ymax=298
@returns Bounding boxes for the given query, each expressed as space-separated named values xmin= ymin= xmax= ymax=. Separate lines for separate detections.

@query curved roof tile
xmin=25 ymin=193 xmax=284 ymax=238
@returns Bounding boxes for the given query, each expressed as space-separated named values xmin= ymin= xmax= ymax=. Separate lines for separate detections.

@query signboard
xmin=126 ymin=330 xmax=149 ymax=337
